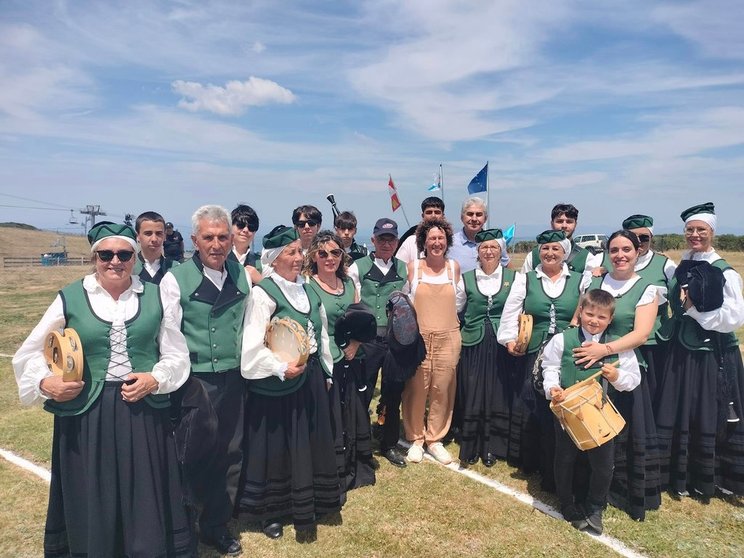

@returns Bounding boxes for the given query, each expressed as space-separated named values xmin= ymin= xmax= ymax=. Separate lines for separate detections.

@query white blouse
xmin=13 ymin=274 xmax=190 ymax=406
xmin=473 ymin=266 xmax=505 ymax=296
xmin=241 ymin=273 xmax=333 ymax=381
xmin=405 ymin=259 xmax=466 ymax=312
xmin=579 ymin=273 xmax=663 ymax=306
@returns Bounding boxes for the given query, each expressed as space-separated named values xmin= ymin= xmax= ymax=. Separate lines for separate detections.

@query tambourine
xmin=44 ymin=328 xmax=84 ymax=382
xmin=514 ymin=313 xmax=533 ymax=354
xmin=265 ymin=317 xmax=310 ymax=366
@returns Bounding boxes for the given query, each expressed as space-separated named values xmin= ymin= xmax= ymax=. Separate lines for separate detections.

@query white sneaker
xmin=427 ymin=442 xmax=453 ymax=465
xmin=407 ymin=444 xmax=424 ymax=463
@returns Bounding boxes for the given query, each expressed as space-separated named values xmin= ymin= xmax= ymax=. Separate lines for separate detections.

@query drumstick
xmin=586 ymin=360 xmax=619 ymax=382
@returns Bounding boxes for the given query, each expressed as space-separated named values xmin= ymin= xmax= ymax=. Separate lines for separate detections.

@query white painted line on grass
xmin=399 ymin=442 xmax=646 ymax=558
xmin=0 ymin=353 xmax=15 ymax=358
xmin=0 ymin=448 xmax=51 ymax=484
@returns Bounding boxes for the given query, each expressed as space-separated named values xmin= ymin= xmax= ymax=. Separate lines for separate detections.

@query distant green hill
xmin=0 ymin=222 xmax=38 ymax=231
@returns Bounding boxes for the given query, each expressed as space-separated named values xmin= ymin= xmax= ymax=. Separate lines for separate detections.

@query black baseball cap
xmin=373 ymin=218 xmax=398 ymax=238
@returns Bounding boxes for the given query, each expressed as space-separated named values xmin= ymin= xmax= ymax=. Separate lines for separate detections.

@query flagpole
xmin=440 ymin=163 xmax=444 ymax=205
xmin=486 ymin=160 xmax=490 ymax=228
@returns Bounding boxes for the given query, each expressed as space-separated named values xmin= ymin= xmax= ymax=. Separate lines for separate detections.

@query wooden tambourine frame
xmin=265 ymin=317 xmax=310 ymax=366
xmin=44 ymin=328 xmax=84 ymax=382
xmin=514 ymin=313 xmax=533 ymax=354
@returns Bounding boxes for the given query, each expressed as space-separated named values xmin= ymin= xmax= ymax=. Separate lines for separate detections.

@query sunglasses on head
xmin=318 ymin=248 xmax=343 ymax=258
xmin=96 ymin=250 xmax=135 ymax=262
xmin=296 ymin=219 xmax=318 ymax=228
xmin=234 ymin=219 xmax=258 ymax=232
xmin=637 ymin=234 xmax=651 ymax=243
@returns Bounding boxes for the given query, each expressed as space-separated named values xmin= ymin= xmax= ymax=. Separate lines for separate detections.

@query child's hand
xmin=550 ymin=386 xmax=565 ymax=404
xmin=600 ymin=361 xmax=619 ymax=383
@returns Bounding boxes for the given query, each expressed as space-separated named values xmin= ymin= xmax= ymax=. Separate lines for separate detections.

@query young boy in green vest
xmin=541 ymin=289 xmax=640 ymax=535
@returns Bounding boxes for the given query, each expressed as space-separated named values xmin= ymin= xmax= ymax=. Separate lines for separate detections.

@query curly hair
xmin=302 ymin=229 xmax=350 ymax=279
xmin=415 ymin=218 xmax=454 ymax=256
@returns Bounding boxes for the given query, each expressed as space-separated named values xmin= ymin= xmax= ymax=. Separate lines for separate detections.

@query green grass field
xmin=1 ymin=259 xmax=744 ymax=557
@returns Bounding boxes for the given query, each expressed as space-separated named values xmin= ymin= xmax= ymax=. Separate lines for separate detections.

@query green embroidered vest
xmin=307 ymin=276 xmax=355 ymax=363
xmin=559 ymin=328 xmax=617 ymax=388
xmin=356 ymin=256 xmax=407 ymax=329
xmin=248 ymin=277 xmax=327 ymax=396
xmin=461 ymin=268 xmax=515 ymax=346
xmin=45 ymin=280 xmax=167 ymax=416
xmin=170 ymin=256 xmax=249 ymax=372
xmin=523 ymin=270 xmax=582 ymax=354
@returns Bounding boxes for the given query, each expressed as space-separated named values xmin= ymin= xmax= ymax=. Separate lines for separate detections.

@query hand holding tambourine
xmin=44 ymin=328 xmax=84 ymax=382
xmin=265 ymin=317 xmax=310 ymax=371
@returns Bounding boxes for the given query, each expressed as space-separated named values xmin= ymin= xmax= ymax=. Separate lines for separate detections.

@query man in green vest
xmin=160 ymin=205 xmax=250 ymax=556
xmin=349 ymin=218 xmax=409 ymax=467
xmin=133 ymin=211 xmax=179 ymax=285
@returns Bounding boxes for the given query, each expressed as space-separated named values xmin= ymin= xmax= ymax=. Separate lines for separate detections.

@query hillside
xmin=0 ymin=227 xmax=89 ymax=259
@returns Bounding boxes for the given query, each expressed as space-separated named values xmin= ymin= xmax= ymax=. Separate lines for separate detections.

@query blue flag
xmin=503 ymin=223 xmax=516 ymax=246
xmin=467 ymin=163 xmax=488 ymax=194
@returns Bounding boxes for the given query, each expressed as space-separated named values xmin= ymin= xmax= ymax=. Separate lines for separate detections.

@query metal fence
xmin=1 ymin=256 xmax=90 ymax=268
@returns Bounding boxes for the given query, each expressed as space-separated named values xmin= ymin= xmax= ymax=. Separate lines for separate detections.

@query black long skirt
xmin=239 ymin=358 xmax=342 ymax=529
xmin=656 ymin=343 xmax=744 ymax=498
xmin=641 ymin=343 xmax=667 ymax=406
xmin=44 ymin=383 xmax=191 ymax=558
xmin=608 ymin=367 xmax=662 ymax=520
xmin=457 ymin=326 xmax=512 ymax=462
xmin=329 ymin=359 xmax=376 ymax=491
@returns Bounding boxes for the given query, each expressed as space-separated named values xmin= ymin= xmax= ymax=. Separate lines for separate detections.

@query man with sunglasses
xmin=160 ymin=205 xmax=250 ymax=556
xmin=163 ymin=222 xmax=185 ymax=263
xmin=291 ymin=205 xmax=322 ymax=252
xmin=133 ymin=211 xmax=179 ymax=285
xmin=228 ymin=204 xmax=262 ymax=284
xmin=348 ymin=218 xmax=410 ymax=467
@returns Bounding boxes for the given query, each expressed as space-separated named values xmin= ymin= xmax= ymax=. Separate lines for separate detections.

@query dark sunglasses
xmin=318 ymin=248 xmax=343 ymax=259
xmin=296 ymin=219 xmax=318 ymax=228
xmin=637 ymin=234 xmax=651 ymax=243
xmin=96 ymin=250 xmax=135 ymax=262
xmin=234 ymin=220 xmax=258 ymax=232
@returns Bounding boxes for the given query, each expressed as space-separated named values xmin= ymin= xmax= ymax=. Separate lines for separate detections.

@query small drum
xmin=514 ymin=313 xmax=533 ymax=353
xmin=265 ymin=317 xmax=310 ymax=366
xmin=550 ymin=374 xmax=625 ymax=451
xmin=44 ymin=328 xmax=84 ymax=382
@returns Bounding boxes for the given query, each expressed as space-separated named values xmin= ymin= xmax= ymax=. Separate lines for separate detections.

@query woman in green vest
xmin=305 ymin=230 xmax=376 ymax=491
xmin=12 ymin=222 xmax=192 ymax=557
xmin=497 ymin=230 xmax=582 ymax=489
xmin=656 ymin=203 xmax=744 ymax=501
xmin=239 ymin=225 xmax=340 ymax=542
xmin=577 ymin=229 xmax=662 ymax=520
xmin=457 ymin=229 xmax=516 ymax=467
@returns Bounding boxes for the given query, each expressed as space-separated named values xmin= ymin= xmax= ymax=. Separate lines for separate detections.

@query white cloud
xmin=251 ymin=41 xmax=266 ymax=54
xmin=171 ymin=77 xmax=296 ymax=116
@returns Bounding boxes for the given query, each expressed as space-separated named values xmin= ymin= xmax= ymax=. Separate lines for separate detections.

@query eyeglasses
xmin=375 ymin=237 xmax=397 ymax=244
xmin=479 ymin=246 xmax=501 ymax=252
xmin=234 ymin=220 xmax=258 ymax=232
xmin=317 ymin=248 xmax=343 ymax=259
xmin=684 ymin=226 xmax=710 ymax=237
xmin=96 ymin=250 xmax=135 ymax=262
xmin=637 ymin=234 xmax=651 ymax=243
xmin=296 ymin=220 xmax=318 ymax=228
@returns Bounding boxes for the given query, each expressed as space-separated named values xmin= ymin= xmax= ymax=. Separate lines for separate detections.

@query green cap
xmin=536 ymin=230 xmax=567 ymax=244
xmin=87 ymin=221 xmax=137 ymax=246
xmin=680 ymin=202 xmax=715 ymax=222
xmin=622 ymin=214 xmax=653 ymax=230
xmin=262 ymin=225 xmax=299 ymax=249
xmin=475 ymin=228 xmax=503 ymax=243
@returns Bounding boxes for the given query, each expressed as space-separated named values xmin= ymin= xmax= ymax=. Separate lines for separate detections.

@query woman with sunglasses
xmin=305 ymin=230 xmax=377 ymax=491
xmin=656 ymin=203 xmax=744 ymax=501
xmin=13 ymin=221 xmax=191 ymax=557
xmin=457 ymin=229 xmax=516 ymax=468
xmin=239 ymin=225 xmax=340 ymax=542
xmin=228 ymin=203 xmax=263 ymax=284
xmin=402 ymin=218 xmax=465 ymax=465
xmin=576 ymin=229 xmax=662 ymax=521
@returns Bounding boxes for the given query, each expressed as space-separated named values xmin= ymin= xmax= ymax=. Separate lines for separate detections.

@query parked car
xmin=573 ymin=234 xmax=607 ymax=253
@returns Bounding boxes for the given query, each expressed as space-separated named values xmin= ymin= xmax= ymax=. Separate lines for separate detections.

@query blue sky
xmin=1 ymin=0 xmax=743 ymax=244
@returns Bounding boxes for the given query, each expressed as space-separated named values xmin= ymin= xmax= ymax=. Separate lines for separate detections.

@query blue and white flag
xmin=503 ymin=223 xmax=516 ymax=246
xmin=467 ymin=163 xmax=488 ymax=194
xmin=428 ymin=170 xmax=442 ymax=191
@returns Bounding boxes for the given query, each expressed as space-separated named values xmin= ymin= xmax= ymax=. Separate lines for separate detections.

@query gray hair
xmin=191 ymin=204 xmax=230 ymax=236
xmin=461 ymin=196 xmax=487 ymax=217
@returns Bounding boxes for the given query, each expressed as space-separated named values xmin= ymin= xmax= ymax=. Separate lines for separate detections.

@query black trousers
xmin=554 ymin=420 xmax=614 ymax=511
xmin=190 ymin=369 xmax=245 ymax=533
xmin=362 ymin=337 xmax=405 ymax=452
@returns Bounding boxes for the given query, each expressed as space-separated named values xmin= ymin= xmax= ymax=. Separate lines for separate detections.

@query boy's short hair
xmin=421 ymin=196 xmax=445 ymax=212
xmin=292 ymin=204 xmax=322 ymax=226
xmin=135 ymin=211 xmax=165 ymax=233
xmin=334 ymin=211 xmax=357 ymax=230
xmin=580 ymin=288 xmax=615 ymax=314
xmin=551 ymin=203 xmax=579 ymax=221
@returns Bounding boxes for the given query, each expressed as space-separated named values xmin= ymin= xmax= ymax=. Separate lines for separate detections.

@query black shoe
xmin=201 ymin=530 xmax=242 ymax=556
xmin=482 ymin=453 xmax=496 ymax=467
xmin=561 ymin=505 xmax=588 ymax=531
xmin=296 ymin=525 xmax=317 ymax=544
xmin=584 ymin=508 xmax=603 ymax=535
xmin=727 ymin=402 xmax=740 ymax=423
xmin=261 ymin=520 xmax=283 ymax=539
xmin=382 ymin=447 xmax=407 ymax=468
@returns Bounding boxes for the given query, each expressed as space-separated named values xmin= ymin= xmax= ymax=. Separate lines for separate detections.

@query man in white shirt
xmin=134 ymin=211 xmax=179 ymax=285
